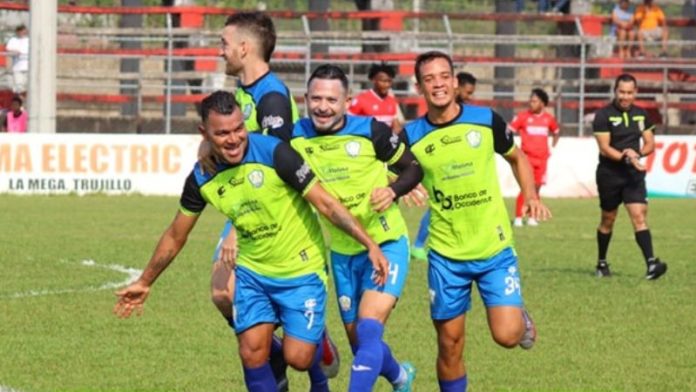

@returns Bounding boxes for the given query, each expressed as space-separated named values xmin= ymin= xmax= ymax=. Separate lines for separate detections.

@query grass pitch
xmin=0 ymin=195 xmax=694 ymax=391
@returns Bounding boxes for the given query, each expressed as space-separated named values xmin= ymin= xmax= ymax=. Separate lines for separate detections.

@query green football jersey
xmin=291 ymin=116 xmax=408 ymax=255
xmin=181 ymin=133 xmax=327 ymax=280
xmin=235 ymin=71 xmax=300 ymax=141
xmin=403 ymin=105 xmax=516 ymax=260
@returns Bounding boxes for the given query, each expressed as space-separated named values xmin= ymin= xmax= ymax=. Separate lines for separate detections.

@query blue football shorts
xmin=330 ymin=235 xmax=410 ymax=324
xmin=428 ymin=246 xmax=524 ymax=320
xmin=233 ymin=265 xmax=327 ymax=344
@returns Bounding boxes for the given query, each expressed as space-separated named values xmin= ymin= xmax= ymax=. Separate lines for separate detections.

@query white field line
xmin=0 ymin=385 xmax=23 ymax=392
xmin=1 ymin=259 xmax=142 ymax=299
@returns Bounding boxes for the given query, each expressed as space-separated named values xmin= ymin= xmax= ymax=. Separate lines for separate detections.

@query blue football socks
xmin=243 ymin=363 xmax=276 ymax=392
xmin=439 ymin=375 xmax=468 ymax=392
xmin=349 ymin=318 xmax=385 ymax=391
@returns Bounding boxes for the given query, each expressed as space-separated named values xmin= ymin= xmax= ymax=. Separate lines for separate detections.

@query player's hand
xmin=401 ymin=183 xmax=428 ymax=208
xmin=217 ymin=227 xmax=238 ymax=271
xmin=367 ymin=246 xmax=389 ymax=286
xmin=114 ymin=280 xmax=150 ymax=319
xmin=522 ymin=198 xmax=552 ymax=223
xmin=370 ymin=187 xmax=396 ymax=213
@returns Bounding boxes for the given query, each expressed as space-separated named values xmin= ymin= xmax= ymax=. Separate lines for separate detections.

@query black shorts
xmin=596 ymin=164 xmax=647 ymax=211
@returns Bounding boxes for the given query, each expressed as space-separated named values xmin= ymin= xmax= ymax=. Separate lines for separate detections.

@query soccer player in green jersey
xmin=114 ymin=91 xmax=388 ymax=392
xmin=291 ymin=64 xmax=421 ymax=391
xmin=402 ymin=51 xmax=552 ymax=392
xmin=210 ymin=12 xmax=339 ymax=389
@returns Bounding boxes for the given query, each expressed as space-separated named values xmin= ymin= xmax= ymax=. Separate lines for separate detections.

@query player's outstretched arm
xmin=504 ymin=148 xmax=552 ymax=222
xmin=113 ymin=211 xmax=199 ymax=318
xmin=304 ymin=182 xmax=389 ymax=286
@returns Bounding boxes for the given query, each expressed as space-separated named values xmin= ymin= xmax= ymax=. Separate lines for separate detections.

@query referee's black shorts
xmin=596 ymin=164 xmax=647 ymax=211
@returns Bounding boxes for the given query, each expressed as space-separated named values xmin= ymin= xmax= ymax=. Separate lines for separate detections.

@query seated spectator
xmin=4 ymin=96 xmax=27 ymax=133
xmin=634 ymin=0 xmax=669 ymax=58
xmin=455 ymin=72 xmax=477 ymax=104
xmin=611 ymin=0 xmax=635 ymax=59
xmin=348 ymin=62 xmax=404 ymax=133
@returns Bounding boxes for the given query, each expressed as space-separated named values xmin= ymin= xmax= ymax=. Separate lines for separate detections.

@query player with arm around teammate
xmin=402 ymin=51 xmax=551 ymax=392
xmin=114 ymin=91 xmax=389 ymax=392
xmin=291 ymin=64 xmax=422 ymax=391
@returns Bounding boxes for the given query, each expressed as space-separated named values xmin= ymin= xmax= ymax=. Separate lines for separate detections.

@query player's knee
xmin=238 ymin=343 xmax=268 ymax=368
xmin=284 ymin=349 xmax=314 ymax=371
xmin=210 ymin=290 xmax=232 ymax=314
xmin=438 ymin=333 xmax=464 ymax=360
xmin=491 ymin=323 xmax=525 ymax=348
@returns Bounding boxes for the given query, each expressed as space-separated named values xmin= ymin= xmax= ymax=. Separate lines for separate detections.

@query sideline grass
xmin=1 ymin=195 xmax=694 ymax=391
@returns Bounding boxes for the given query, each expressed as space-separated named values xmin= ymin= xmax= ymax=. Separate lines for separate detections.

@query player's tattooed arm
xmin=304 ymin=182 xmax=389 ymax=285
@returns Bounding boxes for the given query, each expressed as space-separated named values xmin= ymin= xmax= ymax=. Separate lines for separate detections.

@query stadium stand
xmin=0 ymin=1 xmax=694 ymax=134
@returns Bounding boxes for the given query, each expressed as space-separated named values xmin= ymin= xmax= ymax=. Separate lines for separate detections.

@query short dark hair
xmin=531 ymin=88 xmax=549 ymax=106
xmin=15 ymin=25 xmax=26 ymax=33
xmin=11 ymin=95 xmax=22 ymax=106
xmin=456 ymin=72 xmax=477 ymax=86
xmin=368 ymin=62 xmax=396 ymax=79
xmin=308 ymin=64 xmax=349 ymax=92
xmin=614 ymin=73 xmax=637 ymax=90
xmin=414 ymin=51 xmax=454 ymax=83
xmin=225 ymin=12 xmax=276 ymax=63
xmin=200 ymin=91 xmax=239 ymax=123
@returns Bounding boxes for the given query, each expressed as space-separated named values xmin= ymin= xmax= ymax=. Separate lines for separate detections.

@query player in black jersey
xmin=592 ymin=73 xmax=667 ymax=280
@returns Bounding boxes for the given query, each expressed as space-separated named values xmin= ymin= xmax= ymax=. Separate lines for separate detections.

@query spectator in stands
xmin=508 ymin=88 xmax=560 ymax=227
xmin=6 ymin=25 xmax=29 ymax=97
xmin=455 ymin=72 xmax=477 ymax=104
xmin=3 ymin=96 xmax=27 ymax=133
xmin=611 ymin=0 xmax=636 ymax=59
xmin=348 ymin=62 xmax=404 ymax=133
xmin=634 ymin=0 xmax=669 ymax=58
xmin=413 ymin=70 xmax=478 ymax=261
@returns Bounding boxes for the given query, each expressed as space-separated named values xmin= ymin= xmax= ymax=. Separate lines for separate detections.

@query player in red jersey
xmin=348 ymin=62 xmax=404 ymax=133
xmin=508 ymin=88 xmax=560 ymax=227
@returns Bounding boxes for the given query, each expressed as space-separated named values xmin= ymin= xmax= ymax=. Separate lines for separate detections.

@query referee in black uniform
xmin=592 ymin=73 xmax=667 ymax=280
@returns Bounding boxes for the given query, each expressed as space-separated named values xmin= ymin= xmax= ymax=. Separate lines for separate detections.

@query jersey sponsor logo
xmin=247 ymin=170 xmax=264 ymax=188
xmin=466 ymin=130 xmax=482 ymax=148
xmin=339 ymin=295 xmax=352 ymax=312
xmin=433 ymin=185 xmax=493 ymax=211
xmin=609 ymin=116 xmax=622 ymax=126
xmin=295 ymin=162 xmax=311 ymax=184
xmin=440 ymin=135 xmax=463 ymax=145
xmin=242 ymin=103 xmax=253 ymax=120
xmin=389 ymin=133 xmax=400 ymax=149
xmin=262 ymin=115 xmax=285 ymax=129
xmin=345 ymin=141 xmax=361 ymax=157
xmin=526 ymin=125 xmax=549 ymax=136
xmin=320 ymin=143 xmax=340 ymax=152
xmin=228 ymin=177 xmax=244 ymax=187
xmin=425 ymin=143 xmax=436 ymax=155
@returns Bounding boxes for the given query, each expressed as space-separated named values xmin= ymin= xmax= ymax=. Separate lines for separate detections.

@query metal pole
xmin=302 ymin=15 xmax=311 ymax=84
xmin=165 ymin=12 xmax=173 ymax=135
xmin=578 ymin=40 xmax=586 ymax=136
xmin=28 ymin=0 xmax=57 ymax=133
xmin=662 ymin=67 xmax=668 ymax=132
xmin=443 ymin=15 xmax=453 ymax=56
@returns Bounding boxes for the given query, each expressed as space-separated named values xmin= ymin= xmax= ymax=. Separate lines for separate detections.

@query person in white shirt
xmin=6 ymin=25 xmax=29 ymax=95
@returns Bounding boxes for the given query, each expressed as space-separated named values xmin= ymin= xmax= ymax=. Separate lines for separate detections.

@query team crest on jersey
xmin=345 ymin=141 xmax=361 ymax=157
xmin=262 ymin=115 xmax=284 ymax=129
xmin=242 ymin=103 xmax=253 ymax=120
xmin=247 ymin=170 xmax=264 ymax=188
xmin=466 ymin=130 xmax=482 ymax=148
xmin=304 ymin=298 xmax=317 ymax=310
xmin=338 ymin=295 xmax=352 ymax=312
xmin=389 ymin=133 xmax=400 ymax=149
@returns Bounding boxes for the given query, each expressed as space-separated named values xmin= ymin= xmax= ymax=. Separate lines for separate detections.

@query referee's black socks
xmin=597 ymin=230 xmax=612 ymax=262
xmin=634 ymin=229 xmax=655 ymax=265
